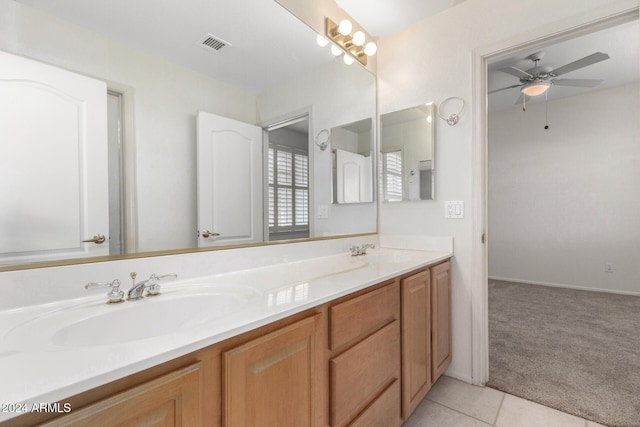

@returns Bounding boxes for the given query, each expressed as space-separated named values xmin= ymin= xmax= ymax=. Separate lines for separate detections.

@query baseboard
xmin=489 ymin=275 xmax=640 ymax=297
xmin=443 ymin=369 xmax=473 ymax=385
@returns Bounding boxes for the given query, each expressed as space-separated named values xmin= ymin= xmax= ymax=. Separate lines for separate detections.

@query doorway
xmin=265 ymin=115 xmax=310 ymax=241
xmin=476 ymin=9 xmax=640 ymax=427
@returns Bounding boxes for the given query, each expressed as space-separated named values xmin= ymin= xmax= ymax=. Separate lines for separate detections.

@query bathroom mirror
xmin=0 ymin=0 xmax=377 ymax=269
xmin=332 ymin=118 xmax=374 ymax=204
xmin=380 ymin=104 xmax=436 ymax=202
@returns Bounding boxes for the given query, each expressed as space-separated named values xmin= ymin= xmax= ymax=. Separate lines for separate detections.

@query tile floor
xmin=405 ymin=376 xmax=606 ymax=427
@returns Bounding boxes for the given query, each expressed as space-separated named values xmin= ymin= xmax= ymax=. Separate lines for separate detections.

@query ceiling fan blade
xmin=489 ymin=84 xmax=522 ymax=94
xmin=553 ymin=78 xmax=604 ymax=87
xmin=499 ymin=66 xmax=533 ymax=79
xmin=552 ymin=52 xmax=609 ymax=76
xmin=514 ymin=93 xmax=525 ymax=105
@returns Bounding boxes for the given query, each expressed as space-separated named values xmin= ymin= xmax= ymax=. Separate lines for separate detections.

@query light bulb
xmin=352 ymin=31 xmax=365 ymax=46
xmin=338 ymin=19 xmax=352 ymax=36
xmin=521 ymin=81 xmax=550 ymax=96
xmin=316 ymin=34 xmax=329 ymax=47
xmin=330 ymin=45 xmax=342 ymax=57
xmin=364 ymin=41 xmax=377 ymax=56
xmin=343 ymin=54 xmax=355 ymax=65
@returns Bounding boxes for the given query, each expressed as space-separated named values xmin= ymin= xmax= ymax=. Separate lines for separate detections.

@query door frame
xmin=259 ymin=107 xmax=314 ymax=241
xmin=106 ymin=82 xmax=138 ymax=254
xmin=470 ymin=5 xmax=639 ymax=385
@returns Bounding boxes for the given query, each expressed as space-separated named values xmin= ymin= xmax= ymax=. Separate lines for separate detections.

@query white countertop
xmin=0 ymin=247 xmax=451 ymax=422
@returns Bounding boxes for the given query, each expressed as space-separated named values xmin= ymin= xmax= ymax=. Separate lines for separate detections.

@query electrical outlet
xmin=605 ymin=262 xmax=614 ymax=273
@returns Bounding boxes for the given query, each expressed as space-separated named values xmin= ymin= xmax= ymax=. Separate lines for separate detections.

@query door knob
xmin=82 ymin=234 xmax=106 ymax=244
xmin=201 ymin=230 xmax=220 ymax=238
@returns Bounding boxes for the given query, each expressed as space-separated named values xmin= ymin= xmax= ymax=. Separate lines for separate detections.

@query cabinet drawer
xmin=330 ymin=281 xmax=399 ymax=350
xmin=349 ymin=379 xmax=401 ymax=427
xmin=331 ymin=320 xmax=400 ymax=426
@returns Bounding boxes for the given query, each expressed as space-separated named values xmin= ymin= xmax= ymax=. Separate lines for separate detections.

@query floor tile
xmin=404 ymin=399 xmax=491 ymax=427
xmin=426 ymin=376 xmax=505 ymax=424
xmin=496 ymin=394 xmax=585 ymax=427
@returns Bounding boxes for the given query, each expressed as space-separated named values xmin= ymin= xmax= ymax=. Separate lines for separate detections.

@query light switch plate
xmin=445 ymin=201 xmax=464 ymax=219
xmin=317 ymin=204 xmax=329 ymax=219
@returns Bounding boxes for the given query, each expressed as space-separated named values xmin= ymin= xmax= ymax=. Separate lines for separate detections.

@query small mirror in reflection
xmin=380 ymin=103 xmax=436 ymax=202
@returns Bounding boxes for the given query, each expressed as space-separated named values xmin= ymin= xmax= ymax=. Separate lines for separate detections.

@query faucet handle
xmin=85 ymin=279 xmax=125 ymax=304
xmin=145 ymin=273 xmax=178 ymax=296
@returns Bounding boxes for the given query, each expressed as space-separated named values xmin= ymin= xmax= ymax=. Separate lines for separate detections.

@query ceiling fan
xmin=489 ymin=51 xmax=609 ymax=101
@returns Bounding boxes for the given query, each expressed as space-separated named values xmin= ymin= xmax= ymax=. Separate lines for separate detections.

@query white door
xmin=196 ymin=111 xmax=263 ymax=247
xmin=335 ymin=148 xmax=373 ymax=203
xmin=0 ymin=51 xmax=109 ymax=265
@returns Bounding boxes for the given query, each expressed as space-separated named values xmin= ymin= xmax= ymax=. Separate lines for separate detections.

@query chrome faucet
xmin=85 ymin=279 xmax=125 ymax=304
xmin=349 ymin=243 xmax=376 ymax=256
xmin=127 ymin=272 xmax=177 ymax=301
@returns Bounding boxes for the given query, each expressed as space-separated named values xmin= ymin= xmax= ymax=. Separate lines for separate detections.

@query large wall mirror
xmin=0 ymin=0 xmax=377 ymax=269
xmin=380 ymin=104 xmax=436 ymax=202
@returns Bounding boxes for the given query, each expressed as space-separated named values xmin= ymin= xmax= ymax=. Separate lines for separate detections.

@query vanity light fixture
xmin=521 ymin=80 xmax=551 ymax=97
xmin=324 ymin=17 xmax=376 ymax=66
xmin=316 ymin=34 xmax=329 ymax=47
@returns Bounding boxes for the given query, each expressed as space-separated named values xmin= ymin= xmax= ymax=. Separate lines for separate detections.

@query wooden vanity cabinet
xmin=431 ymin=261 xmax=452 ymax=383
xmin=222 ymin=315 xmax=321 ymax=427
xmin=400 ymin=269 xmax=432 ymax=418
xmin=8 ymin=258 xmax=451 ymax=427
xmin=40 ymin=363 xmax=203 ymax=427
xmin=328 ymin=281 xmax=402 ymax=427
xmin=400 ymin=260 xmax=452 ymax=420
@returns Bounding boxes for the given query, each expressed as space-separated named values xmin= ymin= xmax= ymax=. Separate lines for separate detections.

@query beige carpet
xmin=487 ymin=280 xmax=640 ymax=427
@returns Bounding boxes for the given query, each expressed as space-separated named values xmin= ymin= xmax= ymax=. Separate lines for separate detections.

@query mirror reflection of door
xmin=0 ymin=51 xmax=110 ymax=265
xmin=331 ymin=118 xmax=374 ymax=204
xmin=265 ymin=117 xmax=310 ymax=241
xmin=196 ymin=111 xmax=264 ymax=247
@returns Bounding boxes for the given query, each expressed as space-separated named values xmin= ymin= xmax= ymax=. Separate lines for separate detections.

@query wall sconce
xmin=324 ymin=18 xmax=376 ymax=66
xmin=315 ymin=129 xmax=330 ymax=151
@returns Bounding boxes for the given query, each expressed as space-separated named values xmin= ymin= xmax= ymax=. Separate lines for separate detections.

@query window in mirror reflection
xmin=267 ymin=118 xmax=310 ymax=241
xmin=382 ymin=150 xmax=404 ymax=202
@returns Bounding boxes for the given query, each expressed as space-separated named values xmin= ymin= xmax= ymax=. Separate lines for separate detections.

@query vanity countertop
xmin=0 ymin=247 xmax=451 ymax=422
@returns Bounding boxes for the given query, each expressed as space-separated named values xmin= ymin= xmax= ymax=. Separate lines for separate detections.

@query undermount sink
xmin=4 ymin=284 xmax=256 ymax=349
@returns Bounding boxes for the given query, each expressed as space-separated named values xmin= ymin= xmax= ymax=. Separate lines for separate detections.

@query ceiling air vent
xmin=197 ymin=33 xmax=231 ymax=53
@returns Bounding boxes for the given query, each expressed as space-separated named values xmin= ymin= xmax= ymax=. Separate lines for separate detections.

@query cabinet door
xmin=41 ymin=363 xmax=202 ymax=427
xmin=401 ymin=269 xmax=432 ymax=418
xmin=431 ymin=261 xmax=452 ymax=383
xmin=223 ymin=315 xmax=319 ymax=427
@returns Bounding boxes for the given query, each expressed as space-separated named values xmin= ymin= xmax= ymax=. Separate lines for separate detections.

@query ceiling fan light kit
xmin=489 ymin=51 xmax=610 ymax=102
xmin=521 ymin=80 xmax=550 ymax=96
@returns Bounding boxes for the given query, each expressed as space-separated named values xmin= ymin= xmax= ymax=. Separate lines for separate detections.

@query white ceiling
xmin=488 ymin=20 xmax=640 ymax=112
xmin=336 ymin=0 xmax=465 ymax=38
xmin=18 ymin=0 xmax=339 ymax=94
xmin=17 ymin=1 xmax=639 ymax=107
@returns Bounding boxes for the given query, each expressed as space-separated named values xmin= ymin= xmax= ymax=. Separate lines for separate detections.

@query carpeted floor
xmin=487 ymin=280 xmax=640 ymax=427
